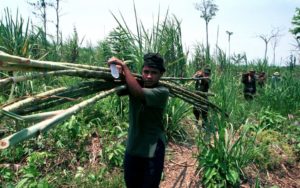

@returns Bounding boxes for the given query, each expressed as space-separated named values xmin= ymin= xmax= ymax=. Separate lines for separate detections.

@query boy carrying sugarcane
xmin=193 ymin=67 xmax=211 ymax=130
xmin=108 ymin=53 xmax=169 ymax=188
xmin=241 ymin=69 xmax=256 ymax=100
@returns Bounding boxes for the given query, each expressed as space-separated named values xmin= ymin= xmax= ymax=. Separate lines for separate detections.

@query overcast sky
xmin=0 ymin=0 xmax=299 ymax=65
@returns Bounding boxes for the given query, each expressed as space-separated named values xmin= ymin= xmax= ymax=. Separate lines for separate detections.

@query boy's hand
xmin=194 ymin=70 xmax=203 ymax=77
xmin=107 ymin=57 xmax=125 ymax=75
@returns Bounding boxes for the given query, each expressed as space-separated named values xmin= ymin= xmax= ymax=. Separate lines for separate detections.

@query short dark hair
xmin=143 ymin=53 xmax=166 ymax=72
xmin=204 ymin=67 xmax=211 ymax=75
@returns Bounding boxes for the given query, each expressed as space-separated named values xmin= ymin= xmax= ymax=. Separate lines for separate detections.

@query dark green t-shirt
xmin=126 ymin=85 xmax=169 ymax=158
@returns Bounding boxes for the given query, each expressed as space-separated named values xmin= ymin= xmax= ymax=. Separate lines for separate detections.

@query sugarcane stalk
xmin=161 ymin=80 xmax=227 ymax=116
xmin=195 ymin=90 xmax=215 ymax=97
xmin=1 ymin=80 xmax=122 ymax=116
xmin=160 ymin=81 xmax=210 ymax=105
xmin=0 ymin=50 xmax=110 ymax=72
xmin=170 ymin=92 xmax=207 ymax=111
xmin=21 ymin=110 xmax=64 ymax=122
xmin=7 ymin=61 xmax=82 ymax=71
xmin=0 ymin=51 xmax=30 ymax=64
xmin=0 ymin=70 xmax=113 ymax=87
xmin=15 ymin=85 xmax=117 ymax=115
xmin=0 ymin=109 xmax=61 ymax=122
xmin=0 ymin=63 xmax=50 ymax=72
xmin=57 ymin=62 xmax=110 ymax=72
xmin=161 ymin=77 xmax=210 ymax=81
xmin=0 ymin=85 xmax=126 ymax=149
xmin=0 ymin=109 xmax=24 ymax=121
xmin=1 ymin=50 xmax=226 ymax=117
xmin=0 ymin=52 xmax=82 ymax=71
xmin=1 ymin=87 xmax=68 ymax=114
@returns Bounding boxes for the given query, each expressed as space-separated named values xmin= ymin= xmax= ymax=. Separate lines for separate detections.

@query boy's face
xmin=142 ymin=66 xmax=163 ymax=87
xmin=204 ymin=72 xmax=210 ymax=77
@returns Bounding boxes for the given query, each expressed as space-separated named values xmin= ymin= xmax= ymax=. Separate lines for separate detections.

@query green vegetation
xmin=1 ymin=3 xmax=300 ymax=188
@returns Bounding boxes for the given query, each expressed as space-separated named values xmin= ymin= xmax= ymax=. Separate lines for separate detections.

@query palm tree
xmin=226 ymin=30 xmax=233 ymax=63
xmin=195 ymin=0 xmax=218 ymax=62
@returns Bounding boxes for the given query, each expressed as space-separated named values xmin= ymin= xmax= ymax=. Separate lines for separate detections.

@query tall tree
xmin=270 ymin=28 xmax=282 ymax=65
xmin=257 ymin=28 xmax=280 ymax=64
xmin=290 ymin=7 xmax=300 ymax=50
xmin=195 ymin=0 xmax=218 ymax=62
xmin=290 ymin=8 xmax=300 ymax=38
xmin=53 ymin=0 xmax=62 ymax=46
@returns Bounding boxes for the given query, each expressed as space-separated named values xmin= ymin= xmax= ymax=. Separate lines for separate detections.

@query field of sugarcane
xmin=1 ymin=6 xmax=300 ymax=188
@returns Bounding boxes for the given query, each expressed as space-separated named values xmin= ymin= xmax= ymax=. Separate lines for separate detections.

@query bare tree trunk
xmin=264 ymin=42 xmax=268 ymax=63
xmin=272 ymin=44 xmax=276 ymax=65
xmin=55 ymin=0 xmax=60 ymax=45
xmin=205 ymin=21 xmax=210 ymax=62
xmin=42 ymin=0 xmax=47 ymax=41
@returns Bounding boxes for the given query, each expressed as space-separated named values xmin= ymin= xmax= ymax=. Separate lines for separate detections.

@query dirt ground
xmin=160 ymin=142 xmax=300 ymax=188
xmin=160 ymin=142 xmax=200 ymax=188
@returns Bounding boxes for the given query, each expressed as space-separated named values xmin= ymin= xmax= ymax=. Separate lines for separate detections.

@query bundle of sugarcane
xmin=0 ymin=51 xmax=225 ymax=149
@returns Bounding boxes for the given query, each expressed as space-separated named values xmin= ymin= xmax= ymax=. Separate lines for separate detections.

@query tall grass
xmin=197 ymin=117 xmax=257 ymax=187
xmin=110 ymin=4 xmax=187 ymax=77
xmin=195 ymin=58 xmax=260 ymax=187
xmin=257 ymin=73 xmax=300 ymax=115
xmin=164 ymin=98 xmax=191 ymax=141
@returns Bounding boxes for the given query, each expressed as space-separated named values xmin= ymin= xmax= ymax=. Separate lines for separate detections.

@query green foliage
xmin=257 ymin=74 xmax=300 ymax=115
xmin=107 ymin=27 xmax=137 ymax=70
xmin=102 ymin=139 xmax=126 ymax=167
xmin=95 ymin=39 xmax=113 ymax=64
xmin=255 ymin=130 xmax=296 ymax=170
xmin=290 ymin=7 xmax=300 ymax=38
xmin=99 ymin=125 xmax=127 ymax=167
xmin=285 ymin=122 xmax=300 ymax=157
xmin=0 ymin=145 xmax=29 ymax=163
xmin=15 ymin=151 xmax=53 ymax=188
xmin=110 ymin=6 xmax=187 ymax=77
xmin=73 ymin=167 xmax=125 ymax=188
xmin=257 ymin=107 xmax=286 ymax=130
xmin=189 ymin=43 xmax=206 ymax=70
xmin=0 ymin=166 xmax=15 ymax=183
xmin=197 ymin=118 xmax=257 ymax=187
xmin=164 ymin=98 xmax=191 ymax=141
xmin=0 ymin=8 xmax=31 ymax=56
xmin=157 ymin=18 xmax=187 ymax=77
xmin=62 ymin=26 xmax=81 ymax=63
xmin=52 ymin=115 xmax=90 ymax=148
xmin=0 ymin=8 xmax=48 ymax=58
xmin=77 ymin=43 xmax=96 ymax=65
xmin=216 ymin=47 xmax=227 ymax=71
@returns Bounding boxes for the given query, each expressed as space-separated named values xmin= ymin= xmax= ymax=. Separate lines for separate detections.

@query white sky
xmin=0 ymin=0 xmax=299 ymax=65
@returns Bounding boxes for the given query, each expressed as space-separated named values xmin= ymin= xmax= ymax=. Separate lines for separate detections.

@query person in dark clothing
xmin=257 ymin=72 xmax=266 ymax=88
xmin=241 ymin=70 xmax=256 ymax=100
xmin=193 ymin=67 xmax=211 ymax=129
xmin=108 ymin=53 xmax=169 ymax=188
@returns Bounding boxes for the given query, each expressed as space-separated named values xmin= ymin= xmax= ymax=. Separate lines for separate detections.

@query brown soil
xmin=160 ymin=142 xmax=200 ymax=188
xmin=160 ymin=142 xmax=300 ymax=188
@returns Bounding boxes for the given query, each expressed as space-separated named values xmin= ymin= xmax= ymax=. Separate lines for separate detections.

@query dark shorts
xmin=124 ymin=139 xmax=165 ymax=188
